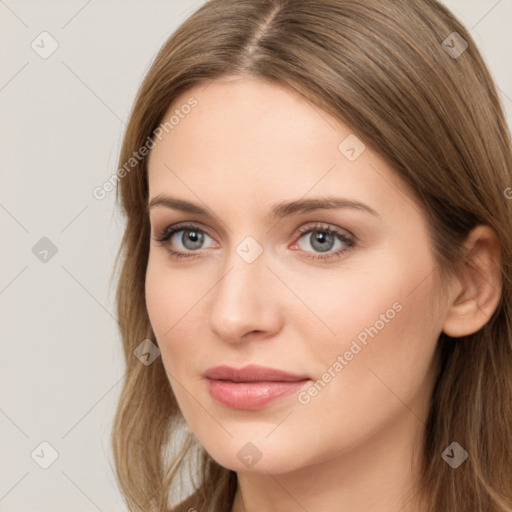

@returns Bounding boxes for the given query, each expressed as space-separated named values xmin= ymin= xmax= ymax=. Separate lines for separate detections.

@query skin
xmin=145 ymin=76 xmax=502 ymax=512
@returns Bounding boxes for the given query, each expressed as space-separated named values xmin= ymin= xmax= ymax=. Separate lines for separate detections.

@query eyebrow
xmin=147 ymin=195 xmax=380 ymax=220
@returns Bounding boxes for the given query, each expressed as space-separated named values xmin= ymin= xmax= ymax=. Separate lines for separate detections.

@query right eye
xmin=152 ymin=222 xmax=217 ymax=259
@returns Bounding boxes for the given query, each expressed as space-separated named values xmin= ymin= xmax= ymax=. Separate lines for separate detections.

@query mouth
xmin=203 ymin=364 xmax=312 ymax=410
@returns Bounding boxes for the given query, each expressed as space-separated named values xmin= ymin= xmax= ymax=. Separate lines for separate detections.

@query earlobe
xmin=442 ymin=225 xmax=502 ymax=338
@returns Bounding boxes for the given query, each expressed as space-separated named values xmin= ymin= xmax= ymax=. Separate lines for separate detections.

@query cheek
xmin=145 ymin=255 xmax=196 ymax=330
xmin=301 ymin=252 xmax=441 ymax=424
xmin=145 ymin=259 xmax=170 ymax=335
xmin=144 ymin=257 xmax=208 ymax=369
xmin=145 ymin=257 xmax=185 ymax=366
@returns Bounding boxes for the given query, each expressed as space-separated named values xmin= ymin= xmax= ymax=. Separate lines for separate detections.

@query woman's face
xmin=145 ymin=76 xmax=448 ymax=474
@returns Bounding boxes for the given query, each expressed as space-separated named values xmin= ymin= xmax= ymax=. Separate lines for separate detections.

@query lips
xmin=203 ymin=364 xmax=310 ymax=382
xmin=203 ymin=364 xmax=311 ymax=410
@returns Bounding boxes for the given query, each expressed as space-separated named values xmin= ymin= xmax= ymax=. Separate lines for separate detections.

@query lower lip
xmin=206 ymin=378 xmax=311 ymax=410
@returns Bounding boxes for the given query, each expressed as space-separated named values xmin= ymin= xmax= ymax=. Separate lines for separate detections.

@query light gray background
xmin=1 ymin=1 xmax=511 ymax=511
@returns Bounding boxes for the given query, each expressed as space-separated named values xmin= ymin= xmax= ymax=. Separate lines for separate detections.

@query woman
xmin=110 ymin=0 xmax=512 ymax=510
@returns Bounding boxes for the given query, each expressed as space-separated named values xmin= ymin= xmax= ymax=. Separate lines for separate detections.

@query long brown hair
xmin=110 ymin=0 xmax=512 ymax=510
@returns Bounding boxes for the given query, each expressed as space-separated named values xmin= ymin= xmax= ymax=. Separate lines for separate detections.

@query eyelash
xmin=152 ymin=221 xmax=356 ymax=262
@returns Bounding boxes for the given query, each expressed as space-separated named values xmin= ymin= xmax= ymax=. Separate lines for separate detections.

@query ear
xmin=442 ymin=225 xmax=502 ymax=337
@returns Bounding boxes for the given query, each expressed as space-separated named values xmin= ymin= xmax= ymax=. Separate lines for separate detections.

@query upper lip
xmin=203 ymin=364 xmax=310 ymax=382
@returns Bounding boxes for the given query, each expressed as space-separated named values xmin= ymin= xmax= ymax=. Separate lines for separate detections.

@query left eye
xmin=153 ymin=222 xmax=355 ymax=262
xmin=290 ymin=224 xmax=355 ymax=261
xmin=292 ymin=225 xmax=354 ymax=254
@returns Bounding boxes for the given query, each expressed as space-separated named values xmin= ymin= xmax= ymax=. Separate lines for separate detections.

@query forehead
xmin=150 ymin=76 xmax=344 ymax=166
xmin=146 ymin=77 xmax=418 ymax=223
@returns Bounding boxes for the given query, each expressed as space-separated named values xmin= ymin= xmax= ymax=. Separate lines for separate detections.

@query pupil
xmin=312 ymin=231 xmax=333 ymax=253
xmin=183 ymin=229 xmax=203 ymax=249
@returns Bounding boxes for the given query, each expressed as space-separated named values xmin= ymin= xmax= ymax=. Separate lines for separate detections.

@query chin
xmin=203 ymin=439 xmax=309 ymax=475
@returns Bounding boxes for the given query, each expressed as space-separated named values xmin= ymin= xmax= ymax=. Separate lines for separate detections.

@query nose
xmin=208 ymin=243 xmax=283 ymax=343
